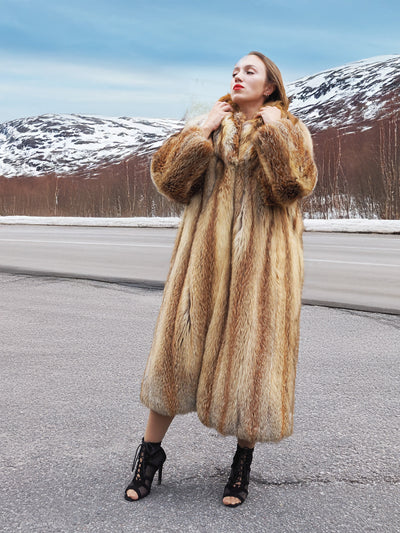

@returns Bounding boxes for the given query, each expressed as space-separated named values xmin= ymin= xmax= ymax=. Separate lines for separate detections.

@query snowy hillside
xmin=287 ymin=55 xmax=400 ymax=131
xmin=0 ymin=114 xmax=183 ymax=178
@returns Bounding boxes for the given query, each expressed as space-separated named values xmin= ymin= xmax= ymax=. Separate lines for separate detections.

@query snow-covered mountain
xmin=1 ymin=55 xmax=399 ymax=219
xmin=0 ymin=114 xmax=183 ymax=178
xmin=287 ymin=55 xmax=400 ymax=132
xmin=0 ymin=54 xmax=399 ymax=180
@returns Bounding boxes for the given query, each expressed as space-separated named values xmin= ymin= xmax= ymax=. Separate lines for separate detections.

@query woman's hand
xmin=257 ymin=106 xmax=282 ymax=125
xmin=201 ymin=101 xmax=233 ymax=139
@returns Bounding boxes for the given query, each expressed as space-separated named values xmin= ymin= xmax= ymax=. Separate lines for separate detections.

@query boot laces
xmin=230 ymin=449 xmax=252 ymax=488
xmin=131 ymin=441 xmax=146 ymax=481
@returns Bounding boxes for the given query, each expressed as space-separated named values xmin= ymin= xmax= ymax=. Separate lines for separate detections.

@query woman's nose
xmin=234 ymin=72 xmax=242 ymax=82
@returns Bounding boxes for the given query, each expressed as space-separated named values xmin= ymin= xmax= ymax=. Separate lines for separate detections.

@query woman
xmin=125 ymin=51 xmax=318 ymax=507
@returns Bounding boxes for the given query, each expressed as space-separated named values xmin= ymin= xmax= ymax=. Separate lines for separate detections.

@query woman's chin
xmin=230 ymin=94 xmax=246 ymax=107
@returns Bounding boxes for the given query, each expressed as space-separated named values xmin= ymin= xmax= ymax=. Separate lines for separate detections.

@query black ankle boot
xmin=222 ymin=444 xmax=254 ymax=507
xmin=124 ymin=438 xmax=166 ymax=501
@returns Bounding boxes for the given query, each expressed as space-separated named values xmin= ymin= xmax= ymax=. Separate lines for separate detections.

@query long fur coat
xmin=140 ymin=95 xmax=318 ymax=443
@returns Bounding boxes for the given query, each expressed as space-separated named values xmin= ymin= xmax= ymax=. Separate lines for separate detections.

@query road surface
xmin=0 ymin=225 xmax=399 ymax=313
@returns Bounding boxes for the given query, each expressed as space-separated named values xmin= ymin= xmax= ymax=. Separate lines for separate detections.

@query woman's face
xmin=230 ymin=54 xmax=272 ymax=106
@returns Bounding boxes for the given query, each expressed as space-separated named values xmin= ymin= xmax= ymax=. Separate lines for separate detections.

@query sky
xmin=0 ymin=0 xmax=399 ymax=123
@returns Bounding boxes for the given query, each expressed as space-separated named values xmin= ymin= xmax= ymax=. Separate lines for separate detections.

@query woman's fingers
xmin=220 ymin=102 xmax=233 ymax=113
xmin=257 ymin=106 xmax=282 ymax=124
xmin=203 ymin=101 xmax=232 ymax=133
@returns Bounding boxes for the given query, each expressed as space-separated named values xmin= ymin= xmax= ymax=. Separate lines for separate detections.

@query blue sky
xmin=1 ymin=0 xmax=399 ymax=123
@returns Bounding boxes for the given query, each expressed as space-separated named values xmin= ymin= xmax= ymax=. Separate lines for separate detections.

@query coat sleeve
xmin=150 ymin=125 xmax=214 ymax=204
xmin=252 ymin=118 xmax=318 ymax=206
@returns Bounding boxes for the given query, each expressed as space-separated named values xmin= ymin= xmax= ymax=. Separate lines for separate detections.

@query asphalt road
xmin=0 ymin=225 xmax=399 ymax=314
xmin=1 ymin=273 xmax=399 ymax=532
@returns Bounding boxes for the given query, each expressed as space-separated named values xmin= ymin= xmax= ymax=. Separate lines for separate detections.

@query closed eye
xmin=232 ymin=70 xmax=255 ymax=77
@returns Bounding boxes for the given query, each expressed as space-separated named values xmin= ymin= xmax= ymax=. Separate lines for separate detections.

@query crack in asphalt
xmin=180 ymin=469 xmax=400 ymax=487
xmin=341 ymin=308 xmax=400 ymax=330
xmin=250 ymin=476 xmax=400 ymax=487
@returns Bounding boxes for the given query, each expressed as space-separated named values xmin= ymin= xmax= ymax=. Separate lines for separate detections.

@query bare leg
xmin=144 ymin=409 xmax=174 ymax=442
xmin=237 ymin=438 xmax=255 ymax=449
xmin=222 ymin=439 xmax=255 ymax=506
xmin=126 ymin=409 xmax=174 ymax=501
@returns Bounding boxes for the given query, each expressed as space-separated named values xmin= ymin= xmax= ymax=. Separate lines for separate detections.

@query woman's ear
xmin=263 ymin=83 xmax=273 ymax=97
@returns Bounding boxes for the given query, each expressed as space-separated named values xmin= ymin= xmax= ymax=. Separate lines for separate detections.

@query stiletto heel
xmin=222 ymin=444 xmax=254 ymax=507
xmin=124 ymin=438 xmax=166 ymax=501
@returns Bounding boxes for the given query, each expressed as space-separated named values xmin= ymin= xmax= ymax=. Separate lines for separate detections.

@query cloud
xmin=0 ymin=52 xmax=156 ymax=87
xmin=0 ymin=52 xmax=234 ymax=122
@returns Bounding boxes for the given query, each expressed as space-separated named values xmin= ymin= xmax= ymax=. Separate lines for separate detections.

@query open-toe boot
xmin=223 ymin=444 xmax=254 ymax=507
xmin=124 ymin=438 xmax=166 ymax=501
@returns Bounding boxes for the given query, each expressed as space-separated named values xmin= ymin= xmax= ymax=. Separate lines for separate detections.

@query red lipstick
xmin=233 ymin=84 xmax=244 ymax=90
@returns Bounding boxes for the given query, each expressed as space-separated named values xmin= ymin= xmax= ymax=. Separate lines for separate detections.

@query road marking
xmin=306 ymin=244 xmax=400 ymax=252
xmin=0 ymin=240 xmax=398 ymax=266
xmin=305 ymin=259 xmax=399 ymax=267
xmin=0 ymin=239 xmax=172 ymax=248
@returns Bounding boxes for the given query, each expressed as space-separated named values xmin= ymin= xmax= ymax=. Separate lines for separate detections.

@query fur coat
xmin=140 ymin=95 xmax=318 ymax=443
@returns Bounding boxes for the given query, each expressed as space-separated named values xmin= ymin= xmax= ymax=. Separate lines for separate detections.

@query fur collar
xmin=213 ymin=94 xmax=275 ymax=164
xmin=211 ymin=93 xmax=298 ymax=164
xmin=218 ymin=93 xmax=297 ymax=126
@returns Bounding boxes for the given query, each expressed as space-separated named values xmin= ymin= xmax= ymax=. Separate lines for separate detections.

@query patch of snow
xmin=0 ymin=216 xmax=399 ymax=233
xmin=0 ymin=216 xmax=182 ymax=228
xmin=304 ymin=219 xmax=400 ymax=233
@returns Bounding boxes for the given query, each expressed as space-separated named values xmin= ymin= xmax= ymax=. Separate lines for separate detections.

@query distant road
xmin=0 ymin=225 xmax=399 ymax=314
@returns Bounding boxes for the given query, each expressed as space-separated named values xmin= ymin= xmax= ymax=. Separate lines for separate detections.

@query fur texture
xmin=140 ymin=96 xmax=318 ymax=443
